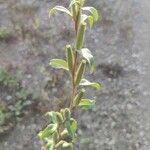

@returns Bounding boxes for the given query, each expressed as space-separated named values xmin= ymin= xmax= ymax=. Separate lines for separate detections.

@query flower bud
xmin=56 ymin=112 xmax=63 ymax=125
xmin=64 ymin=108 xmax=71 ymax=120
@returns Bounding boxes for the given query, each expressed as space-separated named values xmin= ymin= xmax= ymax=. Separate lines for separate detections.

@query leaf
xmin=80 ymin=79 xmax=101 ymax=91
xmin=45 ymin=141 xmax=55 ymax=150
xmin=66 ymin=118 xmax=77 ymax=140
xmin=82 ymin=7 xmax=99 ymax=22
xmin=38 ymin=124 xmax=57 ymax=140
xmin=75 ymin=60 xmax=86 ymax=85
xmin=78 ymin=99 xmax=96 ymax=110
xmin=49 ymin=59 xmax=69 ymax=71
xmin=81 ymin=14 xmax=94 ymax=28
xmin=78 ymin=0 xmax=85 ymax=6
xmin=80 ymin=48 xmax=94 ymax=73
xmin=49 ymin=6 xmax=72 ymax=17
xmin=73 ymin=89 xmax=85 ymax=106
xmin=66 ymin=45 xmax=74 ymax=74
xmin=70 ymin=118 xmax=77 ymax=134
xmin=46 ymin=111 xmax=57 ymax=123
xmin=69 ymin=0 xmax=80 ymax=7
xmin=62 ymin=141 xmax=73 ymax=150
xmin=76 ymin=22 xmax=86 ymax=50
xmin=55 ymin=141 xmax=65 ymax=149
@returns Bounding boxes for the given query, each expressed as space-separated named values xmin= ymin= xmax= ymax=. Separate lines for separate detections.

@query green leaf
xmin=82 ymin=7 xmax=99 ymax=22
xmin=75 ymin=60 xmax=86 ymax=85
xmin=80 ymin=48 xmax=94 ymax=73
xmin=81 ymin=14 xmax=94 ymax=28
xmin=69 ymin=0 xmax=80 ymax=7
xmin=38 ymin=124 xmax=57 ymax=140
xmin=55 ymin=140 xmax=65 ymax=149
xmin=66 ymin=45 xmax=74 ymax=74
xmin=78 ymin=99 xmax=96 ymax=110
xmin=78 ymin=0 xmax=85 ymax=6
xmin=76 ymin=22 xmax=86 ymax=50
xmin=73 ymin=89 xmax=85 ymax=106
xmin=49 ymin=6 xmax=72 ymax=17
xmin=49 ymin=59 xmax=69 ymax=71
xmin=70 ymin=118 xmax=77 ymax=134
xmin=45 ymin=111 xmax=57 ymax=123
xmin=45 ymin=141 xmax=55 ymax=150
xmin=80 ymin=79 xmax=101 ymax=91
xmin=62 ymin=141 xmax=73 ymax=150
xmin=65 ymin=118 xmax=77 ymax=140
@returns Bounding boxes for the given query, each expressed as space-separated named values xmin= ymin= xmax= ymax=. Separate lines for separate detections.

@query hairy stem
xmin=70 ymin=10 xmax=80 ymax=111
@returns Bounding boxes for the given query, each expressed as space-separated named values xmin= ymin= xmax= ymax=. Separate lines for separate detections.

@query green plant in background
xmin=39 ymin=0 xmax=100 ymax=149
xmin=0 ymin=69 xmax=18 ymax=87
xmin=8 ymin=89 xmax=31 ymax=117
xmin=0 ymin=27 xmax=11 ymax=41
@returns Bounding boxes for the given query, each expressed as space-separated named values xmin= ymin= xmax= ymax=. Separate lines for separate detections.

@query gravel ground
xmin=0 ymin=0 xmax=150 ymax=149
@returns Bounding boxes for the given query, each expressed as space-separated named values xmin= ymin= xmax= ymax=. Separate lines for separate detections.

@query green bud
xmin=66 ymin=45 xmax=74 ymax=74
xmin=79 ymin=0 xmax=85 ymax=6
xmin=64 ymin=108 xmax=71 ymax=120
xmin=71 ymin=4 xmax=77 ymax=19
xmin=62 ymin=142 xmax=73 ymax=150
xmin=53 ymin=131 xmax=58 ymax=143
xmin=56 ymin=112 xmax=63 ymax=125
xmin=76 ymin=22 xmax=86 ymax=50
xmin=61 ymin=129 xmax=69 ymax=140
xmin=55 ymin=140 xmax=65 ymax=149
xmin=73 ymin=89 xmax=85 ymax=106
xmin=60 ymin=109 xmax=66 ymax=121
xmin=75 ymin=60 xmax=86 ymax=85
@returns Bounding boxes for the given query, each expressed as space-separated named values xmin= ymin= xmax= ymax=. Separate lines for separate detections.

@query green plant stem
xmin=70 ymin=11 xmax=80 ymax=111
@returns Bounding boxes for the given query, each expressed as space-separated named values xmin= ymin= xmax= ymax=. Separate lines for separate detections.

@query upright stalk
xmin=39 ymin=1 xmax=100 ymax=149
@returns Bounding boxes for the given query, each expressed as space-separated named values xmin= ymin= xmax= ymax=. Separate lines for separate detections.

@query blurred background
xmin=0 ymin=0 xmax=150 ymax=149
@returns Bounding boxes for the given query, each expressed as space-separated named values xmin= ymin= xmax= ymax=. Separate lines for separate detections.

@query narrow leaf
xmin=55 ymin=140 xmax=65 ymax=149
xmin=78 ymin=0 xmax=85 ymax=6
xmin=78 ymin=99 xmax=96 ymax=110
xmin=45 ymin=141 xmax=55 ymax=150
xmin=82 ymin=7 xmax=99 ymax=22
xmin=49 ymin=59 xmax=69 ymax=71
xmin=65 ymin=118 xmax=77 ymax=140
xmin=49 ymin=6 xmax=72 ymax=17
xmin=80 ymin=79 xmax=101 ymax=91
xmin=75 ymin=60 xmax=86 ymax=85
xmin=80 ymin=48 xmax=94 ymax=73
xmin=81 ymin=14 xmax=94 ymax=28
xmin=76 ymin=22 xmax=86 ymax=50
xmin=73 ymin=89 xmax=85 ymax=106
xmin=45 ymin=111 xmax=57 ymax=123
xmin=70 ymin=118 xmax=77 ymax=134
xmin=66 ymin=45 xmax=74 ymax=74
xmin=38 ymin=124 xmax=57 ymax=140
xmin=62 ymin=141 xmax=73 ymax=150
xmin=69 ymin=0 xmax=80 ymax=8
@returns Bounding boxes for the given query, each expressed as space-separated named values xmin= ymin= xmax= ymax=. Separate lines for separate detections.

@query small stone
xmin=127 ymin=103 xmax=133 ymax=110
xmin=6 ymin=95 xmax=12 ymax=101
xmin=111 ymin=122 xmax=116 ymax=128
xmin=27 ymin=74 xmax=32 ymax=79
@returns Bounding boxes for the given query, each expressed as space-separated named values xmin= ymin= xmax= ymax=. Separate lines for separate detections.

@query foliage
xmin=39 ymin=0 xmax=101 ymax=149
xmin=0 ymin=27 xmax=11 ymax=41
xmin=0 ymin=69 xmax=33 ymax=133
xmin=0 ymin=69 xmax=18 ymax=87
xmin=8 ymin=89 xmax=31 ymax=117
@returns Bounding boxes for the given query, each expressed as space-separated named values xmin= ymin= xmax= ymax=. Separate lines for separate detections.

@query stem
xmin=70 ymin=10 xmax=80 ymax=111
